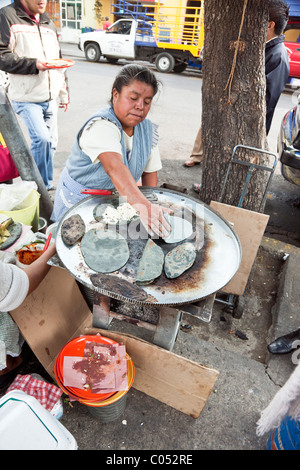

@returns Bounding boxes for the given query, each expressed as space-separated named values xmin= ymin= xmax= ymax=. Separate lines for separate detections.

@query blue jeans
xmin=12 ymin=100 xmax=58 ymax=190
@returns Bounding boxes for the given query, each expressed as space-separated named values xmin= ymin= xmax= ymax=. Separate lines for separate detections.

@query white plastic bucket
xmin=0 ymin=391 xmax=77 ymax=450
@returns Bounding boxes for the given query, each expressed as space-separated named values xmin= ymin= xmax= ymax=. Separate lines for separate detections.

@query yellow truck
xmin=78 ymin=0 xmax=204 ymax=73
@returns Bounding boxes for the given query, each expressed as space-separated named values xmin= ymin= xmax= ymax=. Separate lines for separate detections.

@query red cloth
xmin=6 ymin=374 xmax=63 ymax=412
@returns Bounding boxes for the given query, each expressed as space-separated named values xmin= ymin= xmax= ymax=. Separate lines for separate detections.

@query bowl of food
xmin=16 ymin=242 xmax=45 ymax=268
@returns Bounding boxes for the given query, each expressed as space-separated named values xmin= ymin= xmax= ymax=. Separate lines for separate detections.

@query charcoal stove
xmin=53 ymin=187 xmax=241 ymax=350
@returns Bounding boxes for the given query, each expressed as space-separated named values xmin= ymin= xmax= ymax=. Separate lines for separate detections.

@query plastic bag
xmin=0 ymin=181 xmax=37 ymax=211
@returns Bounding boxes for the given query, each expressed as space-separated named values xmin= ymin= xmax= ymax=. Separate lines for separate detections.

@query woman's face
xmin=112 ymin=79 xmax=154 ymax=135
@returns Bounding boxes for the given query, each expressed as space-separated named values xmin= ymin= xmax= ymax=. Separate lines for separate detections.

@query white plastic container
xmin=0 ymin=391 xmax=77 ymax=450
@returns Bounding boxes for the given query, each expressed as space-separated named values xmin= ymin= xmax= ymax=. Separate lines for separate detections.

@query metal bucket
xmin=86 ymin=394 xmax=127 ymax=422
xmin=38 ymin=217 xmax=47 ymax=234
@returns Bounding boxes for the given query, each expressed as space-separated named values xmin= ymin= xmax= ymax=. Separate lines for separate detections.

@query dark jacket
xmin=265 ymin=34 xmax=290 ymax=134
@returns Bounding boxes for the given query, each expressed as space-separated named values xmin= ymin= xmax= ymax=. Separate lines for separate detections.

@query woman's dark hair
xmin=268 ymin=0 xmax=289 ymax=35
xmin=110 ymin=64 xmax=160 ymax=103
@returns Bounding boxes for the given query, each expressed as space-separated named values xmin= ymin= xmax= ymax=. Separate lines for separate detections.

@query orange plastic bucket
xmin=54 ymin=334 xmax=135 ymax=420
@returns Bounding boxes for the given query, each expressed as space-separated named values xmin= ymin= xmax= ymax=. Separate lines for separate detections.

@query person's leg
xmin=43 ymin=100 xmax=58 ymax=188
xmin=11 ymin=101 xmax=55 ymax=189
xmin=184 ymin=126 xmax=203 ymax=167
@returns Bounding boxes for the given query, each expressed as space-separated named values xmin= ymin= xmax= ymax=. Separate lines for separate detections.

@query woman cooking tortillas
xmin=51 ymin=64 xmax=172 ymax=237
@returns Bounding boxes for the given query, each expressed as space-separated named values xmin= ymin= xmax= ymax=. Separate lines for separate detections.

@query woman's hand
xmin=99 ymin=153 xmax=173 ymax=237
xmin=133 ymin=200 xmax=173 ymax=238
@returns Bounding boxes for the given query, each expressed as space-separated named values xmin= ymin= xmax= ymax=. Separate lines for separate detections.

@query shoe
xmin=267 ymin=328 xmax=300 ymax=354
xmin=183 ymin=159 xmax=201 ymax=167
xmin=192 ymin=183 xmax=202 ymax=193
xmin=47 ymin=186 xmax=56 ymax=192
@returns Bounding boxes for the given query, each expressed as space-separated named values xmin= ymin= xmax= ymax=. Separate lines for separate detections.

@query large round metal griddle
xmin=55 ymin=187 xmax=241 ymax=306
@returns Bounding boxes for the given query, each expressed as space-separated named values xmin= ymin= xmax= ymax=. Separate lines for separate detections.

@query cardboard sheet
xmin=10 ymin=266 xmax=93 ymax=379
xmin=11 ymin=265 xmax=219 ymax=418
xmin=85 ymin=327 xmax=219 ymax=418
xmin=210 ymin=201 xmax=269 ymax=296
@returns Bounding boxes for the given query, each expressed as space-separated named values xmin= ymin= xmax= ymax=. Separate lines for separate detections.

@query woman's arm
xmin=141 ymin=171 xmax=157 ymax=187
xmin=99 ymin=153 xmax=172 ymax=237
xmin=23 ymin=243 xmax=56 ymax=295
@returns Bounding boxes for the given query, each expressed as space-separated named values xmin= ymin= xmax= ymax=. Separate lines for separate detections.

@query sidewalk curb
xmin=265 ymin=250 xmax=300 ymax=386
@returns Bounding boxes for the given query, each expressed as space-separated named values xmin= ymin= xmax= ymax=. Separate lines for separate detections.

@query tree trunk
xmin=200 ymin=0 xmax=270 ymax=212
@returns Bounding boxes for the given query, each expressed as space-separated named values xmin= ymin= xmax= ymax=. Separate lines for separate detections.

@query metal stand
xmin=91 ymin=291 xmax=216 ymax=351
xmin=219 ymin=144 xmax=278 ymax=212
xmin=153 ymin=307 xmax=182 ymax=351
xmin=47 ymin=258 xmax=216 ymax=352
xmin=93 ymin=293 xmax=112 ymax=329
xmin=216 ymin=144 xmax=278 ymax=317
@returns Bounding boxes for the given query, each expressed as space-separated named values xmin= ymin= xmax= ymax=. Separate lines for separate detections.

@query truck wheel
xmin=155 ymin=53 xmax=175 ymax=73
xmin=85 ymin=44 xmax=101 ymax=62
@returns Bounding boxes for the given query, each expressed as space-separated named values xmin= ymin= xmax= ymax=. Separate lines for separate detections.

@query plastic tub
xmin=0 ymin=391 xmax=77 ymax=450
xmin=54 ymin=335 xmax=135 ymax=422
xmin=0 ymin=189 xmax=40 ymax=231
xmin=55 ymin=335 xmax=121 ymax=403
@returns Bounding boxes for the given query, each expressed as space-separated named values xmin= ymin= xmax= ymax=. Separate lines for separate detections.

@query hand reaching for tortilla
xmin=133 ymin=201 xmax=173 ymax=238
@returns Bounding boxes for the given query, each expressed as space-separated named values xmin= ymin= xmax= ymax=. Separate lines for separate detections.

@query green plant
xmin=93 ymin=0 xmax=103 ymax=27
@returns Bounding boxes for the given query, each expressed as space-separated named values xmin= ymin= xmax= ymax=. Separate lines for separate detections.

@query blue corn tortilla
xmin=164 ymin=242 xmax=196 ymax=279
xmin=90 ymin=272 xmax=148 ymax=301
xmin=81 ymin=229 xmax=129 ymax=273
xmin=136 ymin=239 xmax=164 ymax=285
xmin=0 ymin=221 xmax=22 ymax=250
xmin=61 ymin=213 xmax=86 ymax=246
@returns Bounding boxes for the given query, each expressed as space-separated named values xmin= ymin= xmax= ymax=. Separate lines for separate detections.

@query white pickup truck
xmin=78 ymin=18 xmax=202 ymax=73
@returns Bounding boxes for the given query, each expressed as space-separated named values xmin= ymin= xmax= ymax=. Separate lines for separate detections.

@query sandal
xmin=192 ymin=183 xmax=202 ymax=193
xmin=183 ymin=159 xmax=201 ymax=167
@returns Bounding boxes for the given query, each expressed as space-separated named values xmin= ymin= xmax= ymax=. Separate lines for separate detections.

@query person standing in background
xmin=265 ymin=0 xmax=290 ymax=134
xmin=184 ymin=0 xmax=290 ymax=172
xmin=103 ymin=16 xmax=111 ymax=30
xmin=0 ymin=0 xmax=70 ymax=191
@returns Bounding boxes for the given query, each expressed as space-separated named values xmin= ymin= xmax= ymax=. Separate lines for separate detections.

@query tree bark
xmin=200 ymin=0 xmax=270 ymax=212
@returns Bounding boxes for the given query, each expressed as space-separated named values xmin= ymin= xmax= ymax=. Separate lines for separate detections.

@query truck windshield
xmin=107 ymin=21 xmax=132 ymax=35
